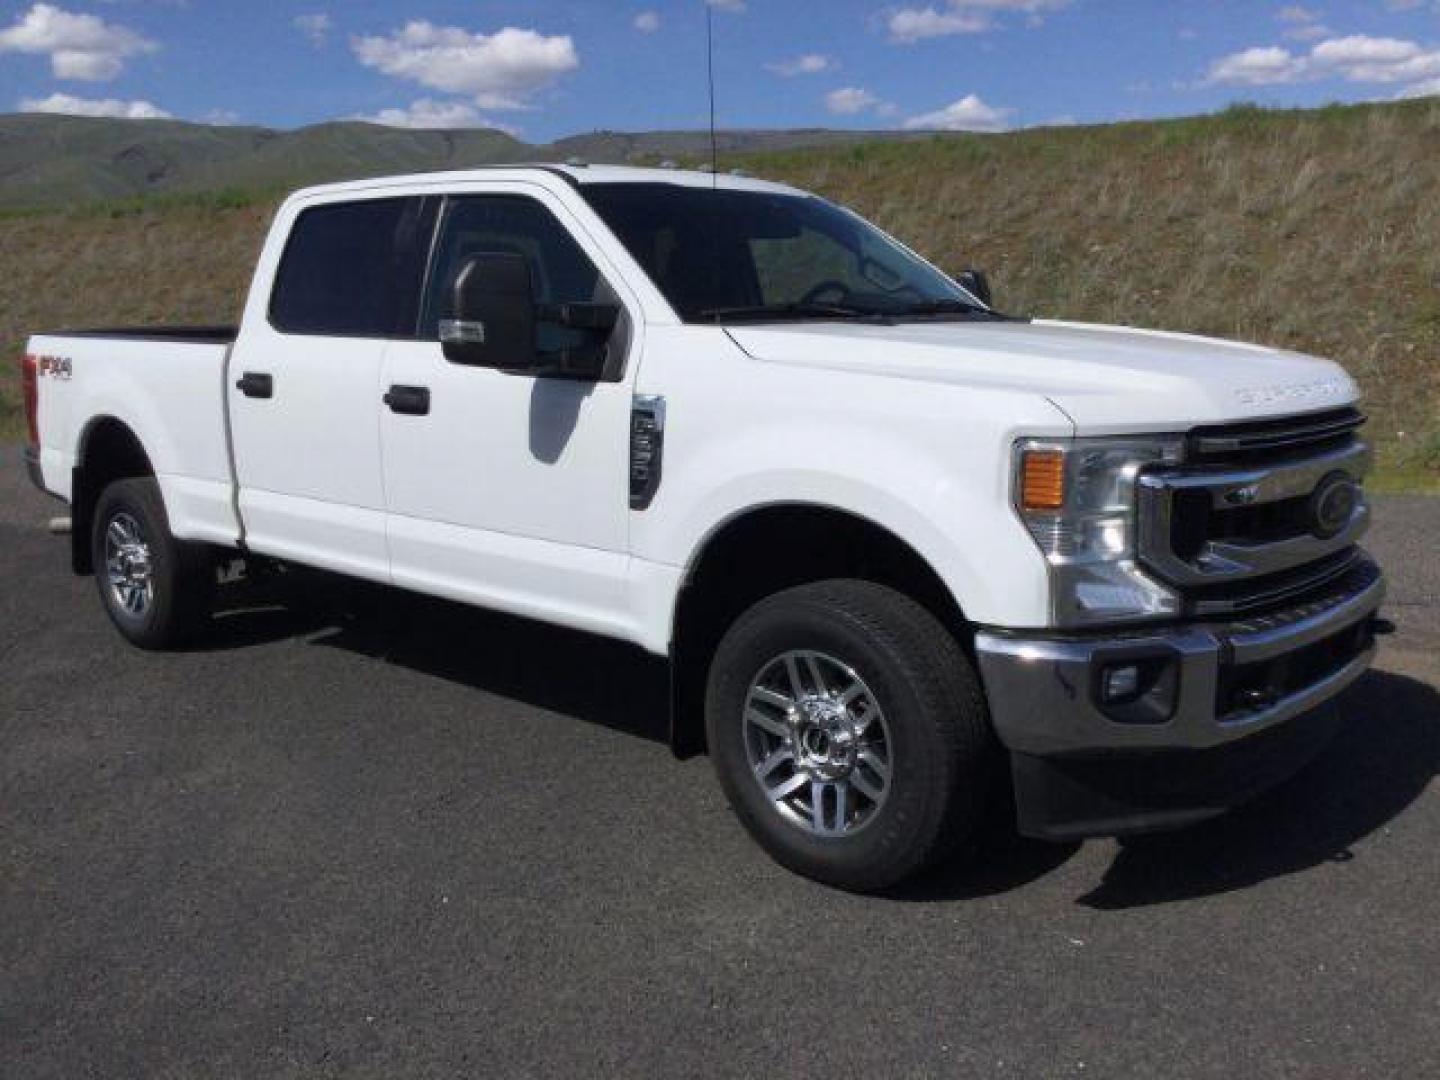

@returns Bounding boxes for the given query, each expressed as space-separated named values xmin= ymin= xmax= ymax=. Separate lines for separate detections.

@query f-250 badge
xmin=37 ymin=356 xmax=73 ymax=380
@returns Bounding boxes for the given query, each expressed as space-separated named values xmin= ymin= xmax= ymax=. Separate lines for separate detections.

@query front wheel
xmin=91 ymin=477 xmax=212 ymax=649
xmin=705 ymin=580 xmax=995 ymax=892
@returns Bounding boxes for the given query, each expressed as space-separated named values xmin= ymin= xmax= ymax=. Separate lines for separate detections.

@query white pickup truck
xmin=21 ymin=165 xmax=1386 ymax=890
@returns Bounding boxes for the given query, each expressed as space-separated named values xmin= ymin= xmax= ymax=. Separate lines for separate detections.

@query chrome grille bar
xmin=1138 ymin=433 xmax=1371 ymax=593
xmin=1189 ymin=407 xmax=1365 ymax=460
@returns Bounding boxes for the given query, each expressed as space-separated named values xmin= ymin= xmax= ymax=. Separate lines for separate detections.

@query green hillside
xmin=2 ymin=100 xmax=1438 ymax=490
xmin=0 ymin=113 xmax=929 ymax=208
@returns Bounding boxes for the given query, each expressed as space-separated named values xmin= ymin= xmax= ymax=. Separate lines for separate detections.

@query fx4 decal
xmin=37 ymin=356 xmax=73 ymax=380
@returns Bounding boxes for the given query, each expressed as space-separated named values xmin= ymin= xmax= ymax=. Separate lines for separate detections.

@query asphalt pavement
xmin=2 ymin=455 xmax=1437 ymax=1079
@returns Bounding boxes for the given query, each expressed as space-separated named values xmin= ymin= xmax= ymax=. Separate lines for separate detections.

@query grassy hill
xmin=2 ymin=100 xmax=1438 ymax=490
xmin=0 ymin=113 xmax=931 ymax=208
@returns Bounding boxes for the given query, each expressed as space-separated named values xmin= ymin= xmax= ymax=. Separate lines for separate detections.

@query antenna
xmin=706 ymin=1 xmax=718 ymax=185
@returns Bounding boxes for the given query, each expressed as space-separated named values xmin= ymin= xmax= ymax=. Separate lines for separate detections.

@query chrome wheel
xmin=744 ymin=650 xmax=893 ymax=837
xmin=104 ymin=511 xmax=155 ymax=618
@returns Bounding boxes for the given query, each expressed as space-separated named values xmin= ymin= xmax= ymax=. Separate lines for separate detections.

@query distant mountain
xmin=0 ymin=114 xmax=934 ymax=207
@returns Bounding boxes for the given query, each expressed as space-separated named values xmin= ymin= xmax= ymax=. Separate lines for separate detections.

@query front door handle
xmin=384 ymin=385 xmax=431 ymax=416
xmin=236 ymin=372 xmax=273 ymax=399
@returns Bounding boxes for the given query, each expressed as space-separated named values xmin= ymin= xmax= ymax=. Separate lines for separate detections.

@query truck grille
xmin=1138 ymin=408 xmax=1371 ymax=616
xmin=1187 ymin=407 xmax=1366 ymax=464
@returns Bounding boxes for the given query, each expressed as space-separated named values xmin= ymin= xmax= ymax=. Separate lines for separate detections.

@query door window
xmin=422 ymin=196 xmax=610 ymax=355
xmin=270 ymin=197 xmax=437 ymax=337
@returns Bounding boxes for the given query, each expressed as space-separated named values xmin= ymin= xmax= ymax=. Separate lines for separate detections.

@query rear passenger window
xmin=270 ymin=198 xmax=437 ymax=337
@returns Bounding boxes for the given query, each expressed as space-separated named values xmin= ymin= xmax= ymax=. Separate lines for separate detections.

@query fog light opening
xmin=1091 ymin=652 xmax=1180 ymax=725
xmin=1102 ymin=664 xmax=1142 ymax=704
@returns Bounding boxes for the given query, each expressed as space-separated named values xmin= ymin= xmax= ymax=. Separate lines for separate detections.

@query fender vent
xmin=630 ymin=395 xmax=666 ymax=510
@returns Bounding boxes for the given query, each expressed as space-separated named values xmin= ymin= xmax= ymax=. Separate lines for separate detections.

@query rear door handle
xmin=235 ymin=372 xmax=273 ymax=399
xmin=384 ymin=385 xmax=431 ymax=416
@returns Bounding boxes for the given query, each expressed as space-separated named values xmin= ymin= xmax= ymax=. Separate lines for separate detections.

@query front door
xmin=379 ymin=188 xmax=639 ymax=637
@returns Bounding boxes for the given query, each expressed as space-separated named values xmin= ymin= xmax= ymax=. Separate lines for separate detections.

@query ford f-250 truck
xmin=20 ymin=165 xmax=1386 ymax=891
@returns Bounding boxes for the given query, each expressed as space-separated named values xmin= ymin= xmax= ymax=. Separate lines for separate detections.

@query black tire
xmin=705 ymin=579 xmax=995 ymax=892
xmin=91 ymin=477 xmax=212 ymax=649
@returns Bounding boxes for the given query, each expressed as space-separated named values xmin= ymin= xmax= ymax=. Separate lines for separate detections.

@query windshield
xmin=579 ymin=182 xmax=988 ymax=323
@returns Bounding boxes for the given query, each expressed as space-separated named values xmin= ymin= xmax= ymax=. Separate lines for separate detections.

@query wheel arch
xmin=668 ymin=501 xmax=972 ymax=758
xmin=70 ymin=415 xmax=157 ymax=575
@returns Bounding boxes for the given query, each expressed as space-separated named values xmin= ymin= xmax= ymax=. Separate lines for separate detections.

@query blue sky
xmin=1 ymin=1 xmax=1439 ymax=140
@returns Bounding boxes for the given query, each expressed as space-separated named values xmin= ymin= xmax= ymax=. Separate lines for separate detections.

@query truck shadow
xmin=1069 ymin=666 xmax=1440 ymax=909
xmin=201 ymin=575 xmax=1439 ymax=906
xmin=864 ymin=668 xmax=1440 ymax=906
xmin=203 ymin=568 xmax=672 ymax=745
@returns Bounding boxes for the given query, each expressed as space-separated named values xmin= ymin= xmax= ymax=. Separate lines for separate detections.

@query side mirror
xmin=442 ymin=253 xmax=537 ymax=370
xmin=537 ymin=302 xmax=620 ymax=333
xmin=955 ymin=268 xmax=993 ymax=308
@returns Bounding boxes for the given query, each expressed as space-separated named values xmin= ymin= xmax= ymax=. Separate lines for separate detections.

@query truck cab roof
xmin=285 ymin=163 xmax=805 ymax=205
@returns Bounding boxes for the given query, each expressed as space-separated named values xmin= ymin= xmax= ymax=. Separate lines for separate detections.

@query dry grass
xmin=1 ymin=193 xmax=274 ymax=440
xmin=2 ymin=100 xmax=1438 ymax=488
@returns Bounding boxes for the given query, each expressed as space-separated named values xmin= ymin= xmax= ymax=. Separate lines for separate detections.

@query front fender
xmin=628 ymin=329 xmax=1073 ymax=631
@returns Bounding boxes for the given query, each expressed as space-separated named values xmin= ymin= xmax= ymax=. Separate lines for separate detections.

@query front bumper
xmin=975 ymin=554 xmax=1384 ymax=840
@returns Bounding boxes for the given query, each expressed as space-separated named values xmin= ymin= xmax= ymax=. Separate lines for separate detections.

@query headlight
xmin=1014 ymin=436 xmax=1185 ymax=627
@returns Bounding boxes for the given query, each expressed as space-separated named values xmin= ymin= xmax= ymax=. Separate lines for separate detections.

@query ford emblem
xmin=1309 ymin=473 xmax=1359 ymax=539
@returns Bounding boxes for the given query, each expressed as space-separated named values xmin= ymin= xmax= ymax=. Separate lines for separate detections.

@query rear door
xmin=378 ymin=186 xmax=640 ymax=637
xmin=227 ymin=195 xmax=437 ymax=581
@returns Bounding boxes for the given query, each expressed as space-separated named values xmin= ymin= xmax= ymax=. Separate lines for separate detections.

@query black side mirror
xmin=442 ymin=254 xmax=621 ymax=380
xmin=442 ymin=253 xmax=537 ymax=370
xmin=537 ymin=302 xmax=620 ymax=333
xmin=956 ymin=268 xmax=993 ymax=308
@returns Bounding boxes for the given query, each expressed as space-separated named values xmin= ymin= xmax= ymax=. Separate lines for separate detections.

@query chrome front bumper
xmin=975 ymin=553 xmax=1384 ymax=840
xmin=975 ymin=554 xmax=1384 ymax=758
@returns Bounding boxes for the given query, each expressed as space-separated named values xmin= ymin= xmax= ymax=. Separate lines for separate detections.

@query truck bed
xmin=28 ymin=327 xmax=242 ymax=549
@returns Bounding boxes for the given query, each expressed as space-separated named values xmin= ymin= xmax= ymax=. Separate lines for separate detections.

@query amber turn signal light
xmin=1020 ymin=449 xmax=1066 ymax=511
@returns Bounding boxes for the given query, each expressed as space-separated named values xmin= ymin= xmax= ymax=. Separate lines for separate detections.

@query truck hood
xmin=726 ymin=319 xmax=1359 ymax=432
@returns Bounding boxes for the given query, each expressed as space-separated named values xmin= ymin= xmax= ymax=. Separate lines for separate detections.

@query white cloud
xmin=350 ymin=97 xmax=520 ymax=134
xmin=634 ymin=11 xmax=661 ymax=33
xmin=1311 ymin=34 xmax=1429 ymax=79
xmin=20 ymin=91 xmax=170 ymax=119
xmin=887 ymin=7 xmax=990 ymax=43
xmin=887 ymin=0 xmax=1070 ymax=44
xmin=1206 ymin=34 xmax=1440 ymax=93
xmin=0 ymin=3 xmax=157 ymax=82
xmin=903 ymin=93 xmax=1015 ymax=131
xmin=1398 ymin=75 xmax=1440 ymax=97
xmin=294 ymin=13 xmax=332 ymax=48
xmin=767 ymin=53 xmax=834 ymax=76
xmin=352 ymin=22 xmax=579 ymax=111
xmin=825 ymin=86 xmax=881 ymax=114
xmin=1207 ymin=45 xmax=1304 ymax=85
xmin=1276 ymin=4 xmax=1329 ymax=42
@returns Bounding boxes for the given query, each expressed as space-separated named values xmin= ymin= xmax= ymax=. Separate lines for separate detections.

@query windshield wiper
xmin=894 ymin=298 xmax=1004 ymax=319
xmin=696 ymin=302 xmax=892 ymax=324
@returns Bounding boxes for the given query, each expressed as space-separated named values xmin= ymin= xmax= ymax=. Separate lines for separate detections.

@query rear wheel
xmin=705 ymin=579 xmax=995 ymax=892
xmin=91 ymin=477 xmax=212 ymax=649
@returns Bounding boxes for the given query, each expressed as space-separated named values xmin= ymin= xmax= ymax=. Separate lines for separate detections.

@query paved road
xmin=3 ymin=457 xmax=1437 ymax=1079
